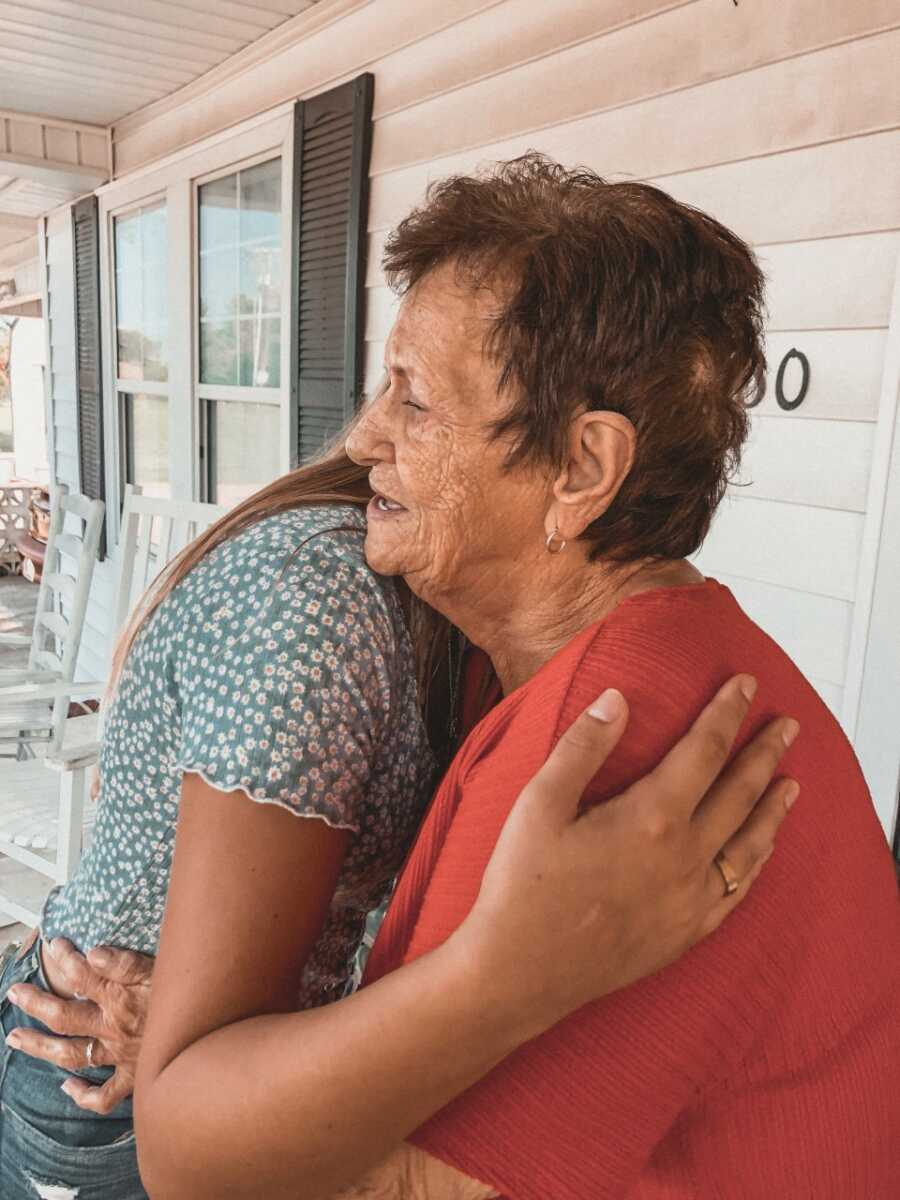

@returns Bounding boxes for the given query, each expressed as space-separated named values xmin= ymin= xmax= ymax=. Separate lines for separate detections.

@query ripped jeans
xmin=0 ymin=937 xmax=146 ymax=1200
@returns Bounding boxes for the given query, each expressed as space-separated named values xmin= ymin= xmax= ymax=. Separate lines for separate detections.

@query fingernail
xmin=784 ymin=781 xmax=800 ymax=810
xmin=88 ymin=949 xmax=110 ymax=969
xmin=6 ymin=986 xmax=20 ymax=1005
xmin=60 ymin=1081 xmax=74 ymax=1098
xmin=740 ymin=676 xmax=758 ymax=702
xmin=588 ymin=689 xmax=624 ymax=722
xmin=782 ymin=720 xmax=800 ymax=748
xmin=47 ymin=938 xmax=60 ymax=959
xmin=5 ymin=1031 xmax=21 ymax=1048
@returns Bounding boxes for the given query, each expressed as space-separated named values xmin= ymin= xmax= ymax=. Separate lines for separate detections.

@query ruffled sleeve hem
xmin=177 ymin=762 xmax=361 ymax=834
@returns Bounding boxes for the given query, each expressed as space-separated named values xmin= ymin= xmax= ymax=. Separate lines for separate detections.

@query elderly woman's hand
xmin=460 ymin=673 xmax=798 ymax=1038
xmin=5 ymin=938 xmax=153 ymax=1114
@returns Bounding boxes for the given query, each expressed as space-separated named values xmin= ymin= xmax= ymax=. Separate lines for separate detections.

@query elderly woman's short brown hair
xmin=382 ymin=153 xmax=766 ymax=563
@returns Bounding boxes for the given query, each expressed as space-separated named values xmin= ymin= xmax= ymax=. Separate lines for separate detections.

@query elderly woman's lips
xmin=368 ymin=495 xmax=407 ymax=519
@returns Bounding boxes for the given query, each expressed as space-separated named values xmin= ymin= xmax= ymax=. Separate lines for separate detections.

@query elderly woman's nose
xmin=346 ymin=405 xmax=394 ymax=466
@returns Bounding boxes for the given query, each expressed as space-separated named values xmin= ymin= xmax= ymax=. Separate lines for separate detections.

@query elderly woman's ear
xmin=548 ymin=410 xmax=636 ymax=542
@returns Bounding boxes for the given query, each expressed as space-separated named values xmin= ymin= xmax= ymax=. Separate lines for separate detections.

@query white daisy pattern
xmin=41 ymin=504 xmax=438 ymax=1008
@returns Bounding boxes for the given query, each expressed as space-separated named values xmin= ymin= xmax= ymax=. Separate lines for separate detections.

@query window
xmin=197 ymin=158 xmax=282 ymax=505
xmin=113 ymin=201 xmax=170 ymax=499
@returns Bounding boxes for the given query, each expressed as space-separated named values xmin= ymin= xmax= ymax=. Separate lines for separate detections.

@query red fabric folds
xmin=365 ymin=580 xmax=900 ymax=1199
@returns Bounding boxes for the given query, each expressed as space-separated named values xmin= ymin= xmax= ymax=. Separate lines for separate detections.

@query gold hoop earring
xmin=545 ymin=528 xmax=567 ymax=555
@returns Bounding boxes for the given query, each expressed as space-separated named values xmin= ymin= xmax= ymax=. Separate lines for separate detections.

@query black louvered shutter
xmin=291 ymin=74 xmax=374 ymax=464
xmin=72 ymin=195 xmax=106 ymax=555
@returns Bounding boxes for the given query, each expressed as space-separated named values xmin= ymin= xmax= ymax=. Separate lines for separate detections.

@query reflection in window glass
xmin=121 ymin=393 xmax=170 ymax=499
xmin=206 ymin=401 xmax=279 ymax=507
xmin=115 ymin=204 xmax=168 ymax=383
xmin=199 ymin=159 xmax=281 ymax=389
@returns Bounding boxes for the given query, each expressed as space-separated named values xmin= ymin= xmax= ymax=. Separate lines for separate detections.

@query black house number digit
xmin=775 ymin=348 xmax=810 ymax=411
xmin=747 ymin=348 xmax=810 ymax=411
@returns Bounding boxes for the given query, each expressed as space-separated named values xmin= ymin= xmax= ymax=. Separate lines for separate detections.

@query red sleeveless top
xmin=365 ymin=580 xmax=900 ymax=1199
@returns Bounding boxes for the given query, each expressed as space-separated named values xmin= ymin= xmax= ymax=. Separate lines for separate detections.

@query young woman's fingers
xmin=62 ymin=1069 xmax=134 ymax=1115
xmin=691 ymin=717 xmax=800 ymax=858
xmin=635 ymin=675 xmax=758 ymax=818
xmin=5 ymin=1027 xmax=111 ymax=1072
xmin=5 ymin=982 xmax=103 ymax=1038
xmin=517 ymin=689 xmax=629 ymax=829
xmin=696 ymin=776 xmax=800 ymax=941
xmin=86 ymin=945 xmax=154 ymax=987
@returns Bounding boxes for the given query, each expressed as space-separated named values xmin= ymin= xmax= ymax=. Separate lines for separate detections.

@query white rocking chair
xmin=0 ymin=486 xmax=228 ymax=926
xmin=0 ymin=485 xmax=105 ymax=760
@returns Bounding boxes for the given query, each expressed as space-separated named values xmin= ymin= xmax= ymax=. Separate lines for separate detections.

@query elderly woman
xmin=133 ymin=156 xmax=898 ymax=1198
xmin=348 ymin=159 xmax=900 ymax=1196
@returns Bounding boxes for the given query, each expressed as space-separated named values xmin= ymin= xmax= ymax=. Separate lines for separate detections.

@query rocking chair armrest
xmin=0 ymin=669 xmax=56 ymax=686
xmin=0 ymin=633 xmax=32 ymax=647
xmin=0 ymin=678 xmax=105 ymax=703
xmin=44 ymin=742 xmax=101 ymax=772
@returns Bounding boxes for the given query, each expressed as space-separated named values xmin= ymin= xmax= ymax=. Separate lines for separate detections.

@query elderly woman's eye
xmin=403 ymin=399 xmax=426 ymax=412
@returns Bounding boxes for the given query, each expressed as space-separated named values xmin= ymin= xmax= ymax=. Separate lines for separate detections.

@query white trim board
xmin=848 ymin=246 xmax=900 ymax=843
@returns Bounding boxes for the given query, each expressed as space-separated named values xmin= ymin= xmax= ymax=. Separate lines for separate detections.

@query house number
xmin=747 ymin=348 xmax=810 ymax=411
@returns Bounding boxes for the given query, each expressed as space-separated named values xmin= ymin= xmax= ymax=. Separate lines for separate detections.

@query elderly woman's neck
xmin=444 ymin=553 xmax=703 ymax=695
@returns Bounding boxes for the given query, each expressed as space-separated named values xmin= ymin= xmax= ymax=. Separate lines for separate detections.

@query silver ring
xmin=85 ymin=1037 xmax=97 ymax=1068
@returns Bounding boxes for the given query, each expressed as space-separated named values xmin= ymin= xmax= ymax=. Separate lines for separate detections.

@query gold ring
xmin=714 ymin=850 xmax=740 ymax=896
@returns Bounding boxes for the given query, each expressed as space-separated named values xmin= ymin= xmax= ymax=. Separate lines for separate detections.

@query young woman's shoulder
xmin=180 ymin=502 xmax=396 ymax=629
xmin=222 ymin=502 xmax=369 ymax=572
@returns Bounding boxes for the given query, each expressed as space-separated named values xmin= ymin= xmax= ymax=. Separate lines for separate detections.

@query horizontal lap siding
xmin=104 ymin=1 xmax=899 ymax=776
xmin=357 ymin=3 xmax=900 ymax=737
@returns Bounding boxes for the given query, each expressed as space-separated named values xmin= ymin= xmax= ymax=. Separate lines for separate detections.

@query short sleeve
xmin=175 ymin=528 xmax=396 ymax=832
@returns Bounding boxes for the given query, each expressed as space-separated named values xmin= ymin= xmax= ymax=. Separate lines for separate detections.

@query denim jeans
xmin=0 ymin=936 xmax=147 ymax=1199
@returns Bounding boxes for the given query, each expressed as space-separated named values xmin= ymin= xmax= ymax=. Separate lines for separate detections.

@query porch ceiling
xmin=0 ymin=0 xmax=324 ymax=268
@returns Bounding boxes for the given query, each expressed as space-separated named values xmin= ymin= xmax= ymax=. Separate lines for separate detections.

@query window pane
xmin=199 ymin=174 xmax=237 ymax=251
xmin=239 ymin=315 xmax=281 ymax=388
xmin=239 ymin=244 xmax=280 ymax=316
xmin=200 ymin=249 xmax=237 ymax=322
xmin=207 ymin=401 xmax=279 ymax=507
xmin=115 ymin=203 xmax=168 ymax=383
xmin=200 ymin=320 xmax=238 ymax=386
xmin=240 ymin=158 xmax=280 ymax=243
xmin=199 ymin=159 xmax=281 ymax=388
xmin=122 ymin=393 xmax=169 ymax=499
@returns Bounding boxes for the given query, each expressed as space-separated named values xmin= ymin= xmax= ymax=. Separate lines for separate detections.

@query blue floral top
xmin=42 ymin=504 xmax=437 ymax=1007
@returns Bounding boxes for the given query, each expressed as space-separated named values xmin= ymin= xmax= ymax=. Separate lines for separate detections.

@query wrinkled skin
xmin=346 ymin=264 xmax=546 ymax=605
xmin=6 ymin=938 xmax=153 ymax=1115
xmin=346 ymin=262 xmax=692 ymax=692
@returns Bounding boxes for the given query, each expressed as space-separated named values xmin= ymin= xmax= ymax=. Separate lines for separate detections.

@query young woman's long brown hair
xmin=107 ymin=440 xmax=458 ymax=760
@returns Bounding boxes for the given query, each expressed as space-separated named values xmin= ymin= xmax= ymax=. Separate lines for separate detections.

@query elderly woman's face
xmin=345 ymin=264 xmax=549 ymax=601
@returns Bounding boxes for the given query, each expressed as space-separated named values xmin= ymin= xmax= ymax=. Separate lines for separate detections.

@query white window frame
xmin=107 ymin=192 xmax=170 ymax=503
xmin=97 ymin=108 xmax=295 ymax=547
xmin=193 ymin=149 xmax=288 ymax=503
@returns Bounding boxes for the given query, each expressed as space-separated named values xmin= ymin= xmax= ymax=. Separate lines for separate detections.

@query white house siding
xmin=78 ymin=0 xmax=897 ymax=832
xmin=360 ymin=10 xmax=898 ymax=714
xmin=6 ymin=316 xmax=47 ymax=483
